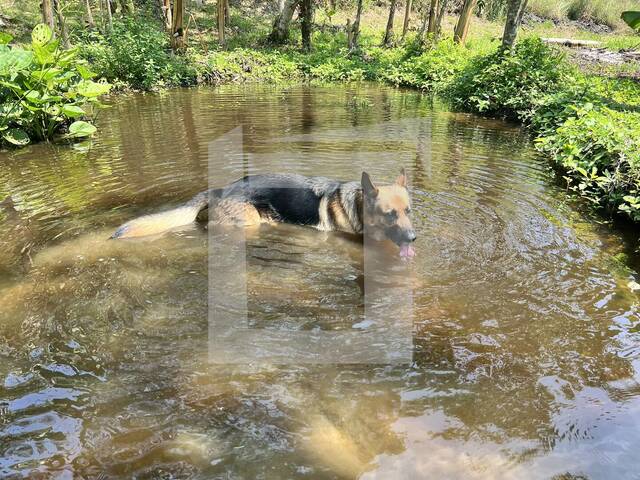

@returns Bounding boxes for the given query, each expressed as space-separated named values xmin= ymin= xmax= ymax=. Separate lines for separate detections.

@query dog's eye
xmin=385 ymin=210 xmax=397 ymax=220
xmin=405 ymin=207 xmax=411 ymax=214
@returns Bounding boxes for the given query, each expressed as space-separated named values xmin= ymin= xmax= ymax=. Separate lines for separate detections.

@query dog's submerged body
xmin=112 ymin=170 xmax=416 ymax=257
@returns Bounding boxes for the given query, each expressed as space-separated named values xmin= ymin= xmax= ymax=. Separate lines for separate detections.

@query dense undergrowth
xmin=3 ymin=13 xmax=640 ymax=224
xmin=445 ymin=39 xmax=640 ymax=222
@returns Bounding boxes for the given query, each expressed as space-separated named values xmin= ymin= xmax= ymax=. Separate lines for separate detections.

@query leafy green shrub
xmin=622 ymin=11 xmax=640 ymax=30
xmin=308 ymin=56 xmax=367 ymax=82
xmin=530 ymin=77 xmax=599 ymax=134
xmin=80 ymin=18 xmax=196 ymax=90
xmin=0 ymin=24 xmax=110 ymax=148
xmin=384 ymin=39 xmax=477 ymax=93
xmin=536 ymin=104 xmax=640 ymax=221
xmin=447 ymin=38 xmax=569 ymax=124
xmin=189 ymin=49 xmax=301 ymax=84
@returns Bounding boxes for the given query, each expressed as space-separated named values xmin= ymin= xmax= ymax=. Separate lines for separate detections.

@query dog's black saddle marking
xmin=217 ymin=174 xmax=341 ymax=226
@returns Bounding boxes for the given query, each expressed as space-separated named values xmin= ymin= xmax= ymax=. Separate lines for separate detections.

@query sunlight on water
xmin=1 ymin=84 xmax=640 ymax=478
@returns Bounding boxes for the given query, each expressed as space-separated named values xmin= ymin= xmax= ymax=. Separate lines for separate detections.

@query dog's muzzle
xmin=386 ymin=227 xmax=417 ymax=258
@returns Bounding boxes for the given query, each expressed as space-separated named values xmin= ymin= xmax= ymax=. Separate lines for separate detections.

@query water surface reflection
xmin=1 ymin=84 xmax=640 ymax=479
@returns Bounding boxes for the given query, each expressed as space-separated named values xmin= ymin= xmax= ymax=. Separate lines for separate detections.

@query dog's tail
xmin=110 ymin=191 xmax=211 ymax=239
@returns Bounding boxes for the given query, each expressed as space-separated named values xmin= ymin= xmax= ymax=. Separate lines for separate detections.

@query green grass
xmin=528 ymin=0 xmax=640 ymax=29
xmin=603 ymin=34 xmax=640 ymax=51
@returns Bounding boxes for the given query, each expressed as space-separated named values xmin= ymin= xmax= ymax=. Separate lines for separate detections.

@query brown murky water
xmin=1 ymin=84 xmax=640 ymax=479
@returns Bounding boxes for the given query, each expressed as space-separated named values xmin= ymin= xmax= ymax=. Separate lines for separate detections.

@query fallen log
xmin=541 ymin=37 xmax=602 ymax=48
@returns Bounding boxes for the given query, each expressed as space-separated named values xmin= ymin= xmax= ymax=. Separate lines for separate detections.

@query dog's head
xmin=361 ymin=168 xmax=416 ymax=258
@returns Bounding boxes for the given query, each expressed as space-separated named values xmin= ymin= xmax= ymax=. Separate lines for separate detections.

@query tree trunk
xmin=104 ymin=0 xmax=113 ymax=32
xmin=382 ymin=0 xmax=398 ymax=46
xmin=401 ymin=0 xmax=412 ymax=40
xmin=418 ymin=4 xmax=428 ymax=39
xmin=502 ymin=0 xmax=528 ymax=49
xmin=349 ymin=0 xmax=363 ymax=50
xmin=217 ymin=0 xmax=225 ymax=45
xmin=277 ymin=0 xmax=285 ymax=13
xmin=162 ymin=0 xmax=172 ymax=30
xmin=300 ymin=0 xmax=313 ymax=51
xmin=53 ymin=0 xmax=70 ymax=48
xmin=84 ymin=0 xmax=95 ymax=28
xmin=225 ymin=0 xmax=230 ymax=24
xmin=435 ymin=0 xmax=447 ymax=37
xmin=268 ymin=0 xmax=298 ymax=44
xmin=453 ymin=0 xmax=476 ymax=44
xmin=171 ymin=0 xmax=185 ymax=50
xmin=427 ymin=0 xmax=438 ymax=34
xmin=41 ymin=0 xmax=55 ymax=31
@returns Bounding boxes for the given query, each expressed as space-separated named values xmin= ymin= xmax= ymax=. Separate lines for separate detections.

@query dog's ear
xmin=395 ymin=167 xmax=407 ymax=188
xmin=361 ymin=171 xmax=378 ymax=198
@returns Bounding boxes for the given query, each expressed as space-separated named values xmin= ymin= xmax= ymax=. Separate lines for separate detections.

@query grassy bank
xmin=527 ymin=0 xmax=640 ymax=30
xmin=2 ymin=1 xmax=640 ymax=225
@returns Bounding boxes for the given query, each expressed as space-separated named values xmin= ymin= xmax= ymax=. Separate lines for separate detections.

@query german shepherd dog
xmin=111 ymin=169 xmax=417 ymax=258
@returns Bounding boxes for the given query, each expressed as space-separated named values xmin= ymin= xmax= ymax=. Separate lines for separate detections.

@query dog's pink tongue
xmin=399 ymin=244 xmax=416 ymax=259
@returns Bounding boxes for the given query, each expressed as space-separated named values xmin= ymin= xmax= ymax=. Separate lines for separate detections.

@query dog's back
xmin=224 ymin=174 xmax=342 ymax=226
xmin=110 ymin=174 xmax=346 ymax=239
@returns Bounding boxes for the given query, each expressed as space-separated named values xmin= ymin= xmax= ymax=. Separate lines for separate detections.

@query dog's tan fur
xmin=210 ymin=198 xmax=263 ymax=226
